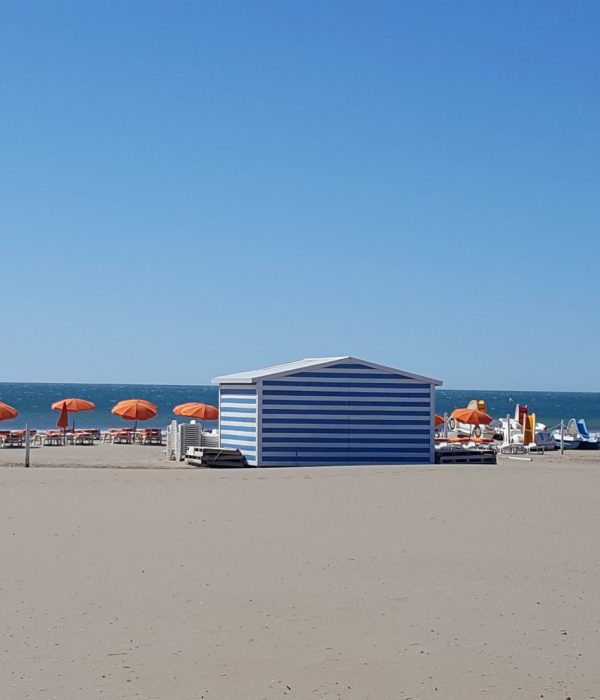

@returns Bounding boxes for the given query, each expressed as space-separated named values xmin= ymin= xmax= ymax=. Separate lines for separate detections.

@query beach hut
xmin=212 ymin=356 xmax=442 ymax=466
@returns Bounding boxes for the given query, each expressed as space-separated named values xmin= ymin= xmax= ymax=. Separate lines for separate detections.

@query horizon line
xmin=1 ymin=380 xmax=599 ymax=395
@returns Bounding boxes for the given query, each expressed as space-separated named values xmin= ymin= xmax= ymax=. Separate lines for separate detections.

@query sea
xmin=1 ymin=383 xmax=599 ymax=432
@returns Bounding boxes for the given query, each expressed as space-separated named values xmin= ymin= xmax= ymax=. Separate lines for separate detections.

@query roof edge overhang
xmin=213 ymin=356 xmax=442 ymax=386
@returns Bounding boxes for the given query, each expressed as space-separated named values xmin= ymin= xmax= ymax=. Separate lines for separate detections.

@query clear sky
xmin=2 ymin=1 xmax=599 ymax=390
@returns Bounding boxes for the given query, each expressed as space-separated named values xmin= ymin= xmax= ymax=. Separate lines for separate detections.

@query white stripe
xmin=221 ymin=411 xmax=257 ymax=417
xmin=221 ymin=401 xmax=257 ymax=408
xmin=267 ymin=376 xmax=424 ymax=385
xmin=290 ymin=367 xmax=408 ymax=375
xmin=221 ymin=420 xmax=257 ymax=429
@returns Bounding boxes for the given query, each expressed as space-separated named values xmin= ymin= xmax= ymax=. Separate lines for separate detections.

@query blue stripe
xmin=221 ymin=433 xmax=256 ymax=443
xmin=262 ymin=437 xmax=430 ymax=445
xmin=262 ymin=447 xmax=431 ymax=454
xmin=221 ymin=443 xmax=256 ymax=454
xmin=262 ymin=427 xmax=430 ymax=434
xmin=263 ymin=389 xmax=429 ymax=398
xmin=220 ymin=389 xmax=256 ymax=395
xmin=263 ymin=398 xmax=429 ymax=406
xmin=220 ymin=398 xmax=256 ymax=405
xmin=220 ymin=416 xmax=256 ymax=423
xmin=220 ymin=425 xmax=257 ymax=433
xmin=219 ymin=407 xmax=256 ymax=414
xmin=289 ymin=372 xmax=416 ymax=380
xmin=263 ymin=417 xmax=430 ymax=425
xmin=260 ymin=456 xmax=431 ymax=464
xmin=263 ymin=407 xmax=429 ymax=415
xmin=264 ymin=381 xmax=426 ymax=389
xmin=328 ymin=363 xmax=375 ymax=369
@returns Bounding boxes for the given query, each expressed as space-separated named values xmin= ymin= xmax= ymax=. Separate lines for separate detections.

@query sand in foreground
xmin=2 ymin=455 xmax=600 ymax=699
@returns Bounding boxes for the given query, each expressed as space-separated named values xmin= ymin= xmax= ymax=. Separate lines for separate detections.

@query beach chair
xmin=42 ymin=430 xmax=64 ymax=446
xmin=139 ymin=428 xmax=162 ymax=445
xmin=4 ymin=431 xmax=25 ymax=447
xmin=112 ymin=430 xmax=133 ymax=444
xmin=73 ymin=431 xmax=94 ymax=446
xmin=72 ymin=428 xmax=98 ymax=440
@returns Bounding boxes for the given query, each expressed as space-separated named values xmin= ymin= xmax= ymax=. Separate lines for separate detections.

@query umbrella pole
xmin=25 ymin=423 xmax=30 ymax=468
xmin=133 ymin=420 xmax=137 ymax=444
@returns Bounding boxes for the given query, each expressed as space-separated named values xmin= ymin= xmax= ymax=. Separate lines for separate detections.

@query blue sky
xmin=2 ymin=1 xmax=599 ymax=390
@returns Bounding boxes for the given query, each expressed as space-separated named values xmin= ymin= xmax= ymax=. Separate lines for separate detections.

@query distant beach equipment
xmin=56 ymin=402 xmax=69 ymax=429
xmin=173 ymin=403 xmax=219 ymax=420
xmin=51 ymin=397 xmax=96 ymax=432
xmin=51 ymin=398 xmax=96 ymax=413
xmin=434 ymin=414 xmax=445 ymax=427
xmin=55 ymin=401 xmax=69 ymax=443
xmin=0 ymin=402 xmax=19 ymax=421
xmin=112 ymin=399 xmax=158 ymax=421
xmin=450 ymin=408 xmax=493 ymax=434
xmin=111 ymin=399 xmax=158 ymax=440
xmin=450 ymin=408 xmax=492 ymax=425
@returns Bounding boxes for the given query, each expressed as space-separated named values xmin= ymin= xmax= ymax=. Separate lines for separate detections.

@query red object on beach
xmin=112 ymin=399 xmax=158 ymax=421
xmin=434 ymin=414 xmax=445 ymax=426
xmin=0 ymin=402 xmax=18 ymax=421
xmin=56 ymin=402 xmax=69 ymax=429
xmin=173 ymin=403 xmax=219 ymax=420
xmin=450 ymin=408 xmax=492 ymax=425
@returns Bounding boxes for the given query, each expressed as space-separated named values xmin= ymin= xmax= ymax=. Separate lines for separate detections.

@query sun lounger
xmin=74 ymin=428 xmax=101 ymax=441
xmin=112 ymin=430 xmax=133 ymax=444
xmin=73 ymin=432 xmax=94 ymax=445
xmin=137 ymin=428 xmax=163 ymax=445
xmin=42 ymin=430 xmax=65 ymax=446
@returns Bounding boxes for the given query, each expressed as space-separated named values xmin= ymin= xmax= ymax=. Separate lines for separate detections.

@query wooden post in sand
xmin=560 ymin=419 xmax=564 ymax=455
xmin=25 ymin=424 xmax=30 ymax=468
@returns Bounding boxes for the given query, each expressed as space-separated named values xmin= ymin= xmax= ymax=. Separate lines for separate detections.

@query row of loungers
xmin=1 ymin=428 xmax=163 ymax=447
xmin=102 ymin=428 xmax=163 ymax=445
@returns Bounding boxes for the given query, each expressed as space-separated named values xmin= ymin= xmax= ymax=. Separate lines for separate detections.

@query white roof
xmin=213 ymin=356 xmax=442 ymax=385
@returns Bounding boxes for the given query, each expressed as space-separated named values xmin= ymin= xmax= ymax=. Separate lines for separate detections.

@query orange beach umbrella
xmin=52 ymin=397 xmax=96 ymax=431
xmin=450 ymin=408 xmax=492 ymax=425
xmin=112 ymin=399 xmax=158 ymax=422
xmin=434 ymin=414 xmax=445 ymax=427
xmin=51 ymin=398 xmax=96 ymax=412
xmin=112 ymin=399 xmax=158 ymax=437
xmin=57 ymin=402 xmax=69 ymax=429
xmin=0 ymin=402 xmax=18 ymax=421
xmin=173 ymin=403 xmax=219 ymax=420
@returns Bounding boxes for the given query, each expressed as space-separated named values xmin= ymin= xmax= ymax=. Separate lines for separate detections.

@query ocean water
xmin=1 ymin=383 xmax=599 ymax=432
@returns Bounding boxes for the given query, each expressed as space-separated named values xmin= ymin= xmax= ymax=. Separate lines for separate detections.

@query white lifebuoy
xmin=448 ymin=417 xmax=456 ymax=430
xmin=473 ymin=425 xmax=482 ymax=438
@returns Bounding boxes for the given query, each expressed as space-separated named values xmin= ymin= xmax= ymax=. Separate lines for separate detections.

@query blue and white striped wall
xmin=216 ymin=357 xmax=439 ymax=466
xmin=259 ymin=361 xmax=433 ymax=466
xmin=219 ymin=386 xmax=258 ymax=466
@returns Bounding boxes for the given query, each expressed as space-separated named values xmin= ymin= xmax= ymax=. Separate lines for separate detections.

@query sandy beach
xmin=1 ymin=452 xmax=600 ymax=699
